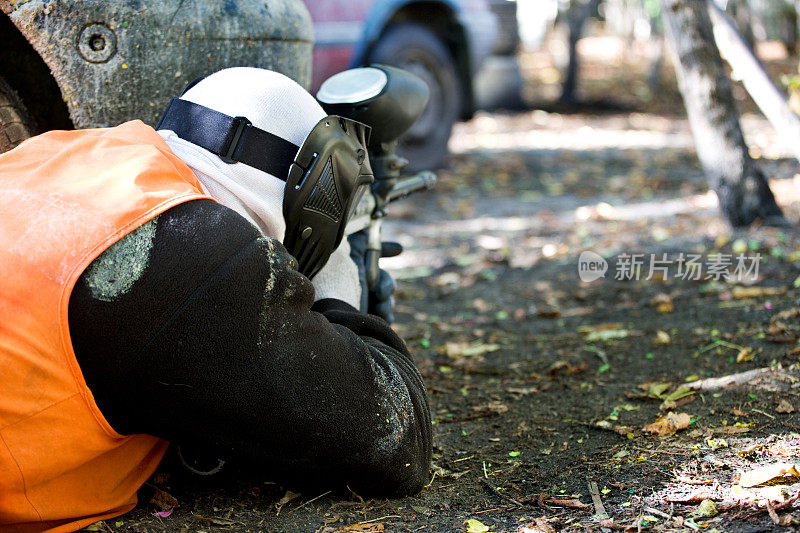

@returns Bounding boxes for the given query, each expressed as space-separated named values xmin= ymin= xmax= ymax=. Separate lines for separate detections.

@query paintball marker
xmin=316 ymin=64 xmax=437 ymax=294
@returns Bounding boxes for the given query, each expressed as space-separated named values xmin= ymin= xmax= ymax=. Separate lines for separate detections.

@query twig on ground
xmin=634 ymin=447 xmax=691 ymax=456
xmin=357 ymin=515 xmax=401 ymax=524
xmin=588 ymin=480 xmax=609 ymax=520
xmin=642 ymin=506 xmax=671 ymax=519
xmin=685 ymin=368 xmax=771 ymax=391
xmin=288 ymin=490 xmax=332 ymax=514
xmin=481 ymin=479 xmax=523 ymax=507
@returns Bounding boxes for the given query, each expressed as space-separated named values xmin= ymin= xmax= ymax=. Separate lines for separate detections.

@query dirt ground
xmin=99 ymin=39 xmax=800 ymax=532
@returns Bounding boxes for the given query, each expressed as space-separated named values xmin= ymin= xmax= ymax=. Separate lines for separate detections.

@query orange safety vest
xmin=0 ymin=121 xmax=210 ymax=532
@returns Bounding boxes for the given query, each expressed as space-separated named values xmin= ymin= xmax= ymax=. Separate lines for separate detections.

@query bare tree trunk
xmin=560 ymin=0 xmax=600 ymax=105
xmin=726 ymin=0 xmax=756 ymax=52
xmin=660 ymin=0 xmax=787 ymax=228
xmin=708 ymin=0 xmax=800 ymax=161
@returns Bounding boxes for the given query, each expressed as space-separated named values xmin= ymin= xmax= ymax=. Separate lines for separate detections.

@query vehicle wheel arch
xmin=0 ymin=12 xmax=73 ymax=134
xmin=354 ymin=0 xmax=474 ymax=120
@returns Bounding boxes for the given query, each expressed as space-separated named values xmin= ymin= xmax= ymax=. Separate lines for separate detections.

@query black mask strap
xmin=156 ymin=97 xmax=300 ymax=180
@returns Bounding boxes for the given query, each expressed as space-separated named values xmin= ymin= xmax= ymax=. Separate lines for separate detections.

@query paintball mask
xmin=157 ymin=92 xmax=373 ymax=280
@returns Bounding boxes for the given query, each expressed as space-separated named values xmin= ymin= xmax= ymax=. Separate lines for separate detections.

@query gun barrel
xmin=345 ymin=171 xmax=437 ymax=235
xmin=387 ymin=171 xmax=437 ymax=202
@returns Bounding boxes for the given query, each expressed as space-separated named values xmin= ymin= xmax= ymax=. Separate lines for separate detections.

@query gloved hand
xmin=348 ymin=230 xmax=397 ymax=323
xmin=310 ymin=237 xmax=362 ymax=309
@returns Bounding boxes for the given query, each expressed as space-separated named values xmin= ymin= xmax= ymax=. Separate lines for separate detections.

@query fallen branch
xmin=588 ymin=480 xmax=609 ymax=520
xmin=481 ymin=479 xmax=523 ymax=507
xmin=685 ymin=368 xmax=771 ymax=392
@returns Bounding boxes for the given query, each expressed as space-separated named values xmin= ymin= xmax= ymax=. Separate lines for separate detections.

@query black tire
xmin=0 ymin=76 xmax=36 ymax=154
xmin=369 ymin=23 xmax=462 ymax=171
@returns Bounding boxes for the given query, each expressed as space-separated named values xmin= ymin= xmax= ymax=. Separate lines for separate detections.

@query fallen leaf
xmin=544 ymin=498 xmax=590 ymax=509
xmin=690 ymin=499 xmax=718 ymax=518
xmin=444 ymin=341 xmax=500 ymax=358
xmin=518 ymin=518 xmax=556 ymax=533
xmin=153 ymin=509 xmax=173 ymax=518
xmin=664 ymin=385 xmax=695 ymax=402
xmin=646 ymin=382 xmax=671 ymax=398
xmin=654 ymin=330 xmax=671 ymax=345
xmin=595 ymin=420 xmax=636 ymax=436
xmin=549 ymin=360 xmax=588 ymax=375
xmin=465 ymin=518 xmax=490 ymax=533
xmin=275 ymin=490 xmax=301 ymax=515
xmin=598 ymin=518 xmax=626 ymax=530
xmin=472 ymin=401 xmax=509 ymax=416
xmin=736 ymin=347 xmax=754 ymax=362
xmin=82 ymin=521 xmax=108 ymax=531
xmin=776 ymin=400 xmax=795 ymax=414
xmin=643 ymin=412 xmax=691 ymax=436
xmin=149 ymin=488 xmax=178 ymax=511
xmin=738 ymin=463 xmax=799 ymax=488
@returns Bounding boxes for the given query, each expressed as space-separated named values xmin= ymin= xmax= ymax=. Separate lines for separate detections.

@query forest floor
xmin=103 ymin=39 xmax=800 ymax=532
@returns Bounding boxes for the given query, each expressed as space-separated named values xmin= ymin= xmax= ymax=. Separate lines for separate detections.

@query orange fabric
xmin=0 ymin=121 xmax=209 ymax=532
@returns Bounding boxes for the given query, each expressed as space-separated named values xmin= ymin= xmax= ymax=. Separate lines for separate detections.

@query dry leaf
xmin=472 ymin=401 xmax=509 ymax=416
xmin=518 ymin=518 xmax=556 ymax=533
xmin=738 ymin=463 xmax=799 ymax=488
xmin=690 ymin=499 xmax=718 ymax=518
xmin=544 ymin=498 xmax=590 ymax=509
xmin=549 ymin=360 xmax=588 ymax=375
xmin=657 ymin=301 xmax=674 ymax=313
xmin=149 ymin=488 xmax=178 ymax=511
xmin=82 ymin=522 xmax=108 ymax=532
xmin=275 ymin=490 xmax=301 ymax=516
xmin=465 ymin=518 xmax=490 ymax=533
xmin=444 ymin=341 xmax=500 ymax=358
xmin=595 ymin=420 xmax=635 ymax=436
xmin=736 ymin=347 xmax=754 ymax=362
xmin=776 ymin=400 xmax=795 ymax=414
xmin=654 ymin=330 xmax=671 ymax=345
xmin=643 ymin=412 xmax=691 ymax=436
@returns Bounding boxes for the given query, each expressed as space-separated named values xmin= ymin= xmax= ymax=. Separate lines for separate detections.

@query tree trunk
xmin=560 ymin=0 xmax=599 ymax=105
xmin=726 ymin=0 xmax=756 ymax=53
xmin=708 ymin=0 xmax=800 ymax=161
xmin=659 ymin=0 xmax=787 ymax=228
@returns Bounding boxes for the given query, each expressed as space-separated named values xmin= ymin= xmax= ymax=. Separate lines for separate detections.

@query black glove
xmin=348 ymin=230 xmax=398 ymax=323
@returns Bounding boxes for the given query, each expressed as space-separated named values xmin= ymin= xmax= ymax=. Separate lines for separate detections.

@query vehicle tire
xmin=369 ymin=23 xmax=462 ymax=171
xmin=0 ymin=76 xmax=36 ymax=154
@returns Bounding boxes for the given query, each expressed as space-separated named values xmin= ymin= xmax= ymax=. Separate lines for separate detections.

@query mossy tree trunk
xmin=660 ymin=0 xmax=788 ymax=227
